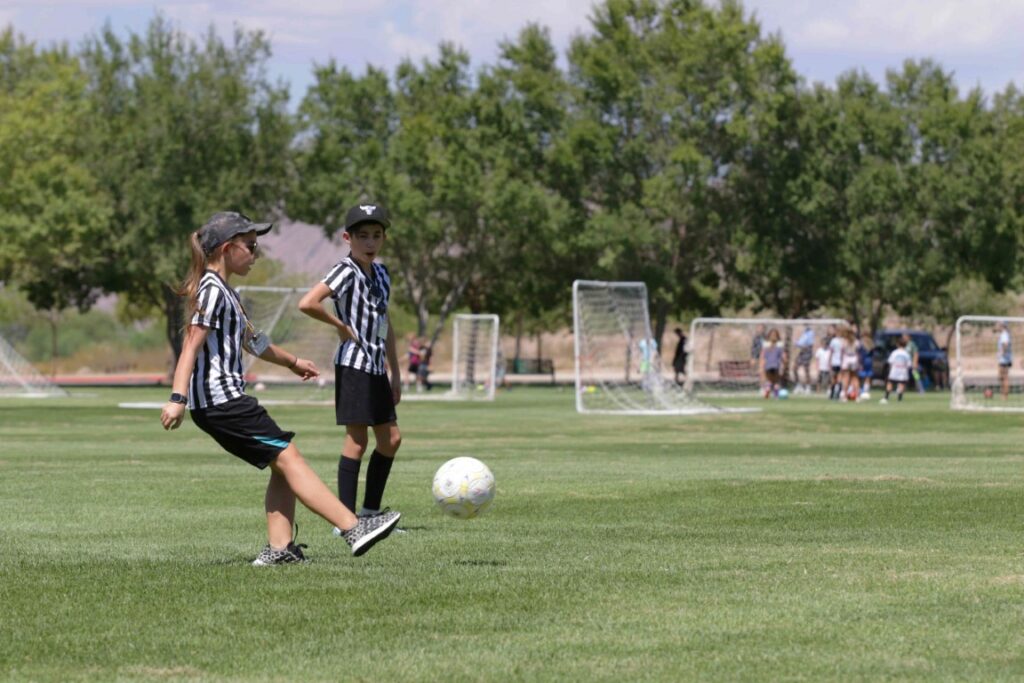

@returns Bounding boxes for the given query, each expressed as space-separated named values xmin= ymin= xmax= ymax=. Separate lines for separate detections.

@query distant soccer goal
xmin=685 ymin=317 xmax=845 ymax=397
xmin=951 ymin=316 xmax=1024 ymax=412
xmin=0 ymin=334 xmax=67 ymax=398
xmin=236 ymin=286 xmax=499 ymax=403
xmin=449 ymin=314 xmax=500 ymax=401
xmin=572 ymin=280 xmax=748 ymax=415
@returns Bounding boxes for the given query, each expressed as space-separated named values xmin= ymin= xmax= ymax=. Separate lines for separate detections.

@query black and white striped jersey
xmin=323 ymin=257 xmax=392 ymax=375
xmin=188 ymin=270 xmax=248 ymax=409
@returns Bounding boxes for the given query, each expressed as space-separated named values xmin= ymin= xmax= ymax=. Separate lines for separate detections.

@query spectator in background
xmin=751 ymin=324 xmax=766 ymax=386
xmin=857 ymin=333 xmax=873 ymax=401
xmin=997 ymin=321 xmax=1012 ymax=400
xmin=828 ymin=326 xmax=846 ymax=400
xmin=815 ymin=342 xmax=832 ymax=394
xmin=794 ymin=325 xmax=815 ymax=394
xmin=405 ymin=334 xmax=422 ymax=392
xmin=903 ymin=333 xmax=923 ymax=393
xmin=839 ymin=326 xmax=859 ymax=402
xmin=760 ymin=328 xmax=786 ymax=398
xmin=417 ymin=342 xmax=433 ymax=392
xmin=672 ymin=327 xmax=688 ymax=385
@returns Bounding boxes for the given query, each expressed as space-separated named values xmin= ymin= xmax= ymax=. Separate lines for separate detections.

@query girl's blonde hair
xmin=178 ymin=231 xmax=209 ymax=323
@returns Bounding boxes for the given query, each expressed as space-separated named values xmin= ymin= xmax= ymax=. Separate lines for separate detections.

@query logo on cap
xmin=359 ymin=205 xmax=377 ymax=215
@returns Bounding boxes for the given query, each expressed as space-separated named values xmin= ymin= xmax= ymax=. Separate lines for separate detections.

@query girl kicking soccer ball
xmin=160 ymin=211 xmax=400 ymax=564
xmin=298 ymin=203 xmax=402 ymax=529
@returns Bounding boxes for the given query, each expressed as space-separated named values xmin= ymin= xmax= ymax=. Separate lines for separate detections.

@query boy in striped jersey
xmin=161 ymin=212 xmax=401 ymax=563
xmin=299 ymin=203 xmax=403 ymax=525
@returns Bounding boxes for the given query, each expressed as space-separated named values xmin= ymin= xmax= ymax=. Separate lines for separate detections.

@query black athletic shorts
xmin=190 ymin=395 xmax=294 ymax=469
xmin=335 ymin=365 xmax=397 ymax=426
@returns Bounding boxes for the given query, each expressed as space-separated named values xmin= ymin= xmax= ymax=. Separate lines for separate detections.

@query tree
xmin=473 ymin=24 xmax=577 ymax=358
xmin=79 ymin=16 xmax=291 ymax=362
xmin=568 ymin=0 xmax=797 ymax=345
xmin=0 ymin=29 xmax=113 ymax=364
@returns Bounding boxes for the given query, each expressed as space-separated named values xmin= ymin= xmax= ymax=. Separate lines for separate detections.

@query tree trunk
xmin=653 ymin=298 xmax=668 ymax=357
xmin=428 ymin=277 xmax=471 ymax=348
xmin=48 ymin=309 xmax=59 ymax=378
xmin=513 ymin=313 xmax=523 ymax=362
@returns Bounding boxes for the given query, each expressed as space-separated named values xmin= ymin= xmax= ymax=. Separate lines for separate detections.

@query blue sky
xmin=2 ymin=1 xmax=1022 ymax=102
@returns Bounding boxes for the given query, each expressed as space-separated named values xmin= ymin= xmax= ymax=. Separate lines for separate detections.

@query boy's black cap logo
xmin=344 ymin=203 xmax=391 ymax=232
xmin=200 ymin=212 xmax=273 ymax=254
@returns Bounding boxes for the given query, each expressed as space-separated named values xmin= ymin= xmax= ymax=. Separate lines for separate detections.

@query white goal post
xmin=685 ymin=317 xmax=846 ymax=397
xmin=572 ymin=280 xmax=751 ymax=415
xmin=235 ymin=286 xmax=500 ymax=402
xmin=0 ymin=334 xmax=67 ymax=398
xmin=952 ymin=315 xmax=1024 ymax=412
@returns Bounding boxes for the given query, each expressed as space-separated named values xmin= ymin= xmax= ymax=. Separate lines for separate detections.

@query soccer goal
xmin=951 ymin=315 xmax=1024 ymax=412
xmin=685 ymin=317 xmax=845 ymax=397
xmin=572 ymin=280 xmax=748 ymax=415
xmin=449 ymin=314 xmax=500 ymax=401
xmin=236 ymin=286 xmax=500 ymax=402
xmin=0 ymin=334 xmax=67 ymax=398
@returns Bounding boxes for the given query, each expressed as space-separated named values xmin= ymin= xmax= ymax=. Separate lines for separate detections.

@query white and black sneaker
xmin=332 ymin=507 xmax=407 ymax=537
xmin=252 ymin=541 xmax=308 ymax=566
xmin=340 ymin=509 xmax=401 ymax=557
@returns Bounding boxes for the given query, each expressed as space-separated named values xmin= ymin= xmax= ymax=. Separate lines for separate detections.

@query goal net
xmin=0 ymin=334 xmax=67 ymax=398
xmin=572 ymin=280 xmax=737 ymax=415
xmin=450 ymin=314 xmax=500 ymax=401
xmin=236 ymin=286 xmax=500 ymax=402
xmin=951 ymin=316 xmax=1024 ymax=412
xmin=685 ymin=317 xmax=845 ymax=397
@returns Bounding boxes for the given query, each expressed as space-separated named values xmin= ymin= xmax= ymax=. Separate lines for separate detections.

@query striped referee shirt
xmin=188 ymin=270 xmax=248 ymax=409
xmin=323 ymin=257 xmax=391 ymax=375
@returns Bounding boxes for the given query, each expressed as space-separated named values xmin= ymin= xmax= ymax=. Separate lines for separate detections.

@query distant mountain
xmin=261 ymin=218 xmax=349 ymax=276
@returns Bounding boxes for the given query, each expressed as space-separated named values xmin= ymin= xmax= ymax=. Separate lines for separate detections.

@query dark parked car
xmin=871 ymin=329 xmax=948 ymax=390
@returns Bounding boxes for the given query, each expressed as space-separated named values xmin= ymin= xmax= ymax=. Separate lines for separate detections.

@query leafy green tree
xmin=0 ymin=29 xmax=113 ymax=366
xmin=472 ymin=24 xmax=576 ymax=358
xmin=568 ymin=0 xmax=796 ymax=344
xmin=79 ymin=16 xmax=291 ymax=360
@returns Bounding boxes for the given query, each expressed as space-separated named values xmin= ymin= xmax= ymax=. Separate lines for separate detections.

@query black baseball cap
xmin=344 ymin=203 xmax=391 ymax=232
xmin=199 ymin=212 xmax=273 ymax=254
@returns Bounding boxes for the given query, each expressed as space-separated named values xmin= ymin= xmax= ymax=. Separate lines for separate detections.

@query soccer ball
xmin=777 ymin=388 xmax=789 ymax=400
xmin=432 ymin=457 xmax=495 ymax=519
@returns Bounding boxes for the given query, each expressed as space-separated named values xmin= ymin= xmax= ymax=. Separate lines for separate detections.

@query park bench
xmin=505 ymin=357 xmax=556 ymax=384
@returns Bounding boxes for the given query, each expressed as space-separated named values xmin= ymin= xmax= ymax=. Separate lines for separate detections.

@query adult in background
xmin=760 ymin=328 xmax=786 ymax=398
xmin=672 ymin=327 xmax=688 ymax=385
xmin=405 ymin=334 xmax=422 ymax=393
xmin=903 ymin=333 xmax=923 ymax=393
xmin=997 ymin=321 xmax=1012 ymax=400
xmin=751 ymin=324 xmax=766 ymax=386
xmin=794 ymin=325 xmax=815 ymax=394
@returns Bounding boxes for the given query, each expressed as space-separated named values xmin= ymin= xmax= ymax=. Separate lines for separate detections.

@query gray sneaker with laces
xmin=252 ymin=541 xmax=308 ymax=566
xmin=341 ymin=509 xmax=401 ymax=556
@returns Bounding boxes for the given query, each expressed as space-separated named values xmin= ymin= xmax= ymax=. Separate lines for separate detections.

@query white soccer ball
xmin=432 ymin=457 xmax=495 ymax=519
xmin=254 ymin=382 xmax=267 ymax=392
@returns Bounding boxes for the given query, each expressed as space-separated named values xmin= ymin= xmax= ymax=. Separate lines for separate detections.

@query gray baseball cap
xmin=199 ymin=212 xmax=273 ymax=254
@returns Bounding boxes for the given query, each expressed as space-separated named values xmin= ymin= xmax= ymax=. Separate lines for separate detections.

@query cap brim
xmin=346 ymin=218 xmax=390 ymax=230
xmin=252 ymin=222 xmax=273 ymax=235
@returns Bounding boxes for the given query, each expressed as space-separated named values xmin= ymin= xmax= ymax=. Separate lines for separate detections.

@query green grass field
xmin=2 ymin=387 xmax=1023 ymax=681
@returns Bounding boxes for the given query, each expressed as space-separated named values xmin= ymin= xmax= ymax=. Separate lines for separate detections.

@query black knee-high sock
xmin=338 ymin=456 xmax=361 ymax=513
xmin=363 ymin=450 xmax=395 ymax=512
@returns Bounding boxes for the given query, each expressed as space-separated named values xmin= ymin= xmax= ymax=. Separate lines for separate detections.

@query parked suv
xmin=871 ymin=329 xmax=948 ymax=390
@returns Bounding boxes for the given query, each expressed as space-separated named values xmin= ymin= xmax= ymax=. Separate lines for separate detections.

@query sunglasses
xmin=232 ymin=240 xmax=259 ymax=255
